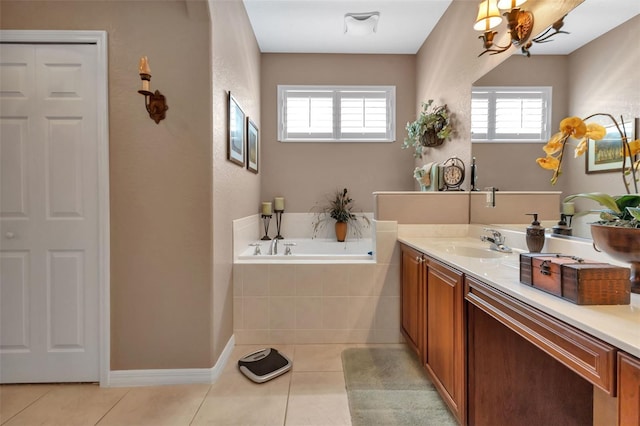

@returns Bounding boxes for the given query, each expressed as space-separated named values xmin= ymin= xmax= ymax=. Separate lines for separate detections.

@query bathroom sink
xmin=433 ymin=242 xmax=510 ymax=259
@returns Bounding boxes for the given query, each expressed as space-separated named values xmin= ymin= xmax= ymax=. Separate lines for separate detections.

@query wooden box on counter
xmin=519 ymin=253 xmax=630 ymax=305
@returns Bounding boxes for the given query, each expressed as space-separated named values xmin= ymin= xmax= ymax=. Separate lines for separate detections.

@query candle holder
xmin=261 ymin=214 xmax=272 ymax=240
xmin=274 ymin=209 xmax=284 ymax=239
xmin=564 ymin=214 xmax=574 ymax=228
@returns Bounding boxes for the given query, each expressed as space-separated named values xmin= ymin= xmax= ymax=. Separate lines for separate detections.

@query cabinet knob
xmin=416 ymin=256 xmax=424 ymax=263
xmin=5 ymin=232 xmax=15 ymax=239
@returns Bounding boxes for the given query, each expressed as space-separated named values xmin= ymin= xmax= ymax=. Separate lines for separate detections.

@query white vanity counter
xmin=398 ymin=225 xmax=640 ymax=358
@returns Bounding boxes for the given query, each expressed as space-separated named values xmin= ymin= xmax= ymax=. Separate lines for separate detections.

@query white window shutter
xmin=472 ymin=87 xmax=551 ymax=142
xmin=278 ymin=85 xmax=395 ymax=142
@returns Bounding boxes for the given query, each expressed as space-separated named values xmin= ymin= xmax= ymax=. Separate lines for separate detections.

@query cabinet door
xmin=400 ymin=245 xmax=424 ymax=357
xmin=619 ymin=352 xmax=640 ymax=426
xmin=425 ymin=258 xmax=465 ymax=424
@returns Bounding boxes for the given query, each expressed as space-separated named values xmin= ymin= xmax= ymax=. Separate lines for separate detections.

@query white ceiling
xmin=242 ymin=0 xmax=640 ymax=55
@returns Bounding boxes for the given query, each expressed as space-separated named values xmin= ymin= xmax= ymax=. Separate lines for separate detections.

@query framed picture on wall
xmin=585 ymin=118 xmax=638 ymax=174
xmin=247 ymin=118 xmax=259 ymax=174
xmin=228 ymin=93 xmax=246 ymax=167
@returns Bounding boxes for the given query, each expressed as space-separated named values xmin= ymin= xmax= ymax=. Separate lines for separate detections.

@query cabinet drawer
xmin=465 ymin=276 xmax=617 ymax=394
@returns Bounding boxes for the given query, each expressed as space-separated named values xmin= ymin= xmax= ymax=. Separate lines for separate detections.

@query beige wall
xmin=415 ymin=0 xmax=582 ymax=190
xmin=210 ymin=0 xmax=262 ymax=363
xmin=260 ymin=54 xmax=416 ymax=213
xmin=2 ymin=0 xmax=262 ymax=370
xmin=1 ymin=0 xmax=218 ymax=370
xmin=472 ymin=55 xmax=570 ymax=192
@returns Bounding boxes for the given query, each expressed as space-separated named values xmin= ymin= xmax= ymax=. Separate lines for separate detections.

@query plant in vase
xmin=312 ymin=188 xmax=370 ymax=242
xmin=536 ymin=113 xmax=640 ymax=292
xmin=402 ymin=100 xmax=454 ymax=159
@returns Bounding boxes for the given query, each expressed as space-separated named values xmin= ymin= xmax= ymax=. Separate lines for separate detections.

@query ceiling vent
xmin=344 ymin=12 xmax=380 ymax=36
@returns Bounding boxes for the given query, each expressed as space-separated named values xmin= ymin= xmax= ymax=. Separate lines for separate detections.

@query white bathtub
xmin=236 ymin=238 xmax=374 ymax=263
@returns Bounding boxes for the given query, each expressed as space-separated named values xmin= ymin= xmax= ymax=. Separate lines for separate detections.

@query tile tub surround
xmin=233 ymin=219 xmax=401 ymax=344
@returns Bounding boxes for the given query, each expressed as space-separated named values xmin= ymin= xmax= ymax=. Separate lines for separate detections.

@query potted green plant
xmin=536 ymin=114 xmax=640 ymax=292
xmin=312 ymin=188 xmax=370 ymax=242
xmin=402 ymin=99 xmax=454 ymax=158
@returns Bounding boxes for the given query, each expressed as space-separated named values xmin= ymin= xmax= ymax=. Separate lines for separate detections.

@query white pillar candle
xmin=562 ymin=202 xmax=575 ymax=215
xmin=138 ymin=56 xmax=151 ymax=91
xmin=274 ymin=197 xmax=285 ymax=211
xmin=261 ymin=202 xmax=272 ymax=215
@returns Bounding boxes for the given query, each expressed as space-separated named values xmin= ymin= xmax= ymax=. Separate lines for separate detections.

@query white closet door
xmin=0 ymin=43 xmax=99 ymax=383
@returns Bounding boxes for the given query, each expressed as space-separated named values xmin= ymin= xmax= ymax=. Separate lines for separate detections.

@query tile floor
xmin=0 ymin=343 xmax=410 ymax=426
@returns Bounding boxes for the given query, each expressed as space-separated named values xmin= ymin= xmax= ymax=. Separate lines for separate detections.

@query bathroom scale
xmin=238 ymin=348 xmax=292 ymax=383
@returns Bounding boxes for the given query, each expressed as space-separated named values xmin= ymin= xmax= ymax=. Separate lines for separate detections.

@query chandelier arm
xmin=533 ymin=30 xmax=570 ymax=43
xmin=478 ymin=43 xmax=512 ymax=57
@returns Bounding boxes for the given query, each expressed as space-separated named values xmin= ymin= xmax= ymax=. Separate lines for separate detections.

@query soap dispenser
xmin=526 ymin=213 xmax=545 ymax=253
xmin=552 ymin=214 xmax=573 ymax=236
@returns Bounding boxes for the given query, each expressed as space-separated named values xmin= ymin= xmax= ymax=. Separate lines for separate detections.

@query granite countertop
xmin=398 ymin=234 xmax=640 ymax=359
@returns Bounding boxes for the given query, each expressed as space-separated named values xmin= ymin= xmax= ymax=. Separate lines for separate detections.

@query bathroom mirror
xmin=470 ymin=2 xmax=640 ymax=239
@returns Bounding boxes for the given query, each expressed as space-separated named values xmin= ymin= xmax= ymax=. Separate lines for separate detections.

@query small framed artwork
xmin=586 ymin=118 xmax=638 ymax=174
xmin=228 ymin=92 xmax=246 ymax=167
xmin=247 ymin=118 xmax=259 ymax=174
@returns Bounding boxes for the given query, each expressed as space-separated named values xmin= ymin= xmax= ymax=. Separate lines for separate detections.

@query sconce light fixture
xmin=138 ymin=56 xmax=168 ymax=124
xmin=344 ymin=12 xmax=380 ymax=36
xmin=474 ymin=0 xmax=568 ymax=57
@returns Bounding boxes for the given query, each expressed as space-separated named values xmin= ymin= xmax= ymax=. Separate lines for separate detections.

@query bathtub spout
xmin=269 ymin=238 xmax=279 ymax=255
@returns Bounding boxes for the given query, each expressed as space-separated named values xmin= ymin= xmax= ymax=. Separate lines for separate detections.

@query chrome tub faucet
xmin=269 ymin=238 xmax=279 ymax=255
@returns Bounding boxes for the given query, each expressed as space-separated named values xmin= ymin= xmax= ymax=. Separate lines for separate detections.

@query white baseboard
xmin=106 ymin=335 xmax=235 ymax=387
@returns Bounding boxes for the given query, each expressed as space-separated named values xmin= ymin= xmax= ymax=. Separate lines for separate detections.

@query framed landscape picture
xmin=247 ymin=118 xmax=259 ymax=174
xmin=228 ymin=93 xmax=245 ymax=167
xmin=586 ymin=118 xmax=637 ymax=174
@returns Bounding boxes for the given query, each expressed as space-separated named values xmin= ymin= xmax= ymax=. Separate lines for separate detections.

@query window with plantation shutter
xmin=471 ymin=87 xmax=551 ymax=143
xmin=278 ymin=85 xmax=395 ymax=142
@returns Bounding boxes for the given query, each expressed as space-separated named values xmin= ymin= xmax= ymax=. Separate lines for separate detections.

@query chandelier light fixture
xmin=473 ymin=0 xmax=568 ymax=57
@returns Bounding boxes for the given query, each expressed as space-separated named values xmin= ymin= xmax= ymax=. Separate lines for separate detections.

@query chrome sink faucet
xmin=481 ymin=228 xmax=512 ymax=253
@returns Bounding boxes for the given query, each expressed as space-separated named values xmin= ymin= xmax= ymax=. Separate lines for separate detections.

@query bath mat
xmin=341 ymin=346 xmax=457 ymax=426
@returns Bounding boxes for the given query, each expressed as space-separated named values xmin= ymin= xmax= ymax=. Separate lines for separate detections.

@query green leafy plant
xmin=563 ymin=192 xmax=640 ymax=228
xmin=312 ymin=188 xmax=370 ymax=238
xmin=402 ymin=100 xmax=454 ymax=159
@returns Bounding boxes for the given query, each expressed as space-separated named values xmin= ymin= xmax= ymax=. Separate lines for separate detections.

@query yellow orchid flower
xmin=628 ymin=139 xmax=640 ymax=156
xmin=535 ymin=113 xmax=638 ymax=193
xmin=543 ymin=132 xmax=566 ymax=155
xmin=574 ymin=139 xmax=588 ymax=157
xmin=573 ymin=123 xmax=606 ymax=158
xmin=536 ymin=156 xmax=559 ymax=170
xmin=585 ymin=123 xmax=606 ymax=140
xmin=559 ymin=116 xmax=587 ymax=138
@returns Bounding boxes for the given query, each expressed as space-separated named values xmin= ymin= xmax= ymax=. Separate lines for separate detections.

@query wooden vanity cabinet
xmin=400 ymin=244 xmax=425 ymax=358
xmin=400 ymin=243 xmax=466 ymax=424
xmin=401 ymin=241 xmax=638 ymax=426
xmin=465 ymin=275 xmax=619 ymax=426
xmin=618 ymin=352 xmax=640 ymax=426
xmin=424 ymin=258 xmax=466 ymax=425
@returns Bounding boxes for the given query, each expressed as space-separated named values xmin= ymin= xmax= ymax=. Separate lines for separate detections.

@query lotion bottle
xmin=526 ymin=213 xmax=545 ymax=253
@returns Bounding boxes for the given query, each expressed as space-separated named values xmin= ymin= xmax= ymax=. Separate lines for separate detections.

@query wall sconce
xmin=138 ymin=56 xmax=168 ymax=124
xmin=474 ymin=0 xmax=568 ymax=57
